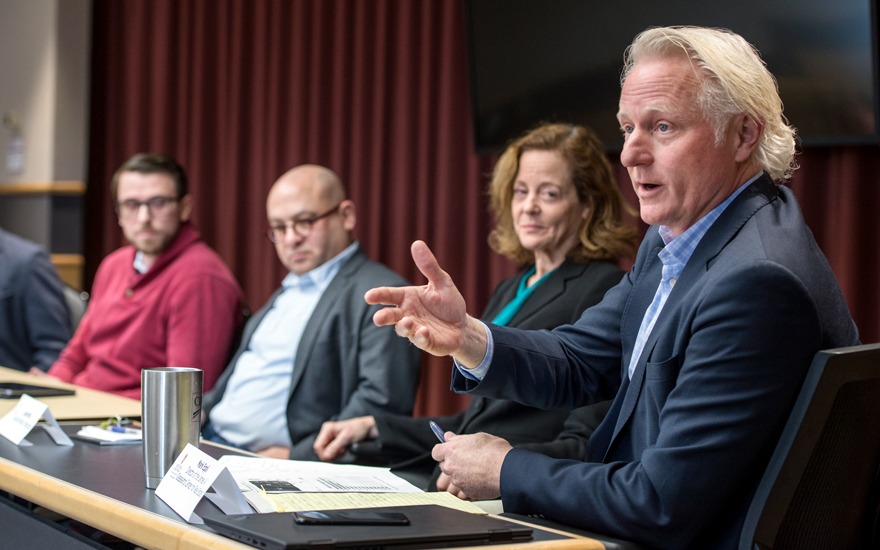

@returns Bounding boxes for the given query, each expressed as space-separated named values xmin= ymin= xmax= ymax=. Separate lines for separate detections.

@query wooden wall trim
xmin=0 ymin=181 xmax=86 ymax=195
xmin=51 ymin=253 xmax=85 ymax=290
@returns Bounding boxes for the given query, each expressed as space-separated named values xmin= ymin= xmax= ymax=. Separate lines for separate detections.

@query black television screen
xmin=465 ymin=0 xmax=880 ymax=153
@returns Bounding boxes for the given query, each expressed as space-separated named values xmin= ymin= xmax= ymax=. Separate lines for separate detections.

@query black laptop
xmin=204 ymin=504 xmax=533 ymax=549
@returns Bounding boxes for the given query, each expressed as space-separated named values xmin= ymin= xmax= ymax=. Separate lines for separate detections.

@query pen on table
xmin=109 ymin=425 xmax=141 ymax=435
xmin=429 ymin=420 xmax=446 ymax=443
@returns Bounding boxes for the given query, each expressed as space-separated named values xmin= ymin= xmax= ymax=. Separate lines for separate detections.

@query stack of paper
xmin=218 ymin=456 xmax=486 ymax=515
xmin=247 ymin=490 xmax=489 ymax=515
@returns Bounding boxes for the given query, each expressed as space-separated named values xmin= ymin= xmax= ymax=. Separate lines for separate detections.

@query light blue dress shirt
xmin=209 ymin=242 xmax=358 ymax=449
xmin=133 ymin=251 xmax=148 ymax=273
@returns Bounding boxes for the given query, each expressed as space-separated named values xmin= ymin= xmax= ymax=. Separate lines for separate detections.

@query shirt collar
xmin=281 ymin=241 xmax=359 ymax=290
xmin=657 ymin=172 xmax=761 ymax=269
xmin=133 ymin=251 xmax=149 ymax=274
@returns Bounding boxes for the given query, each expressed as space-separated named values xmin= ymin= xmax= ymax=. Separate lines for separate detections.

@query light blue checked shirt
xmin=458 ymin=174 xmax=760 ymax=382
xmin=625 ymin=178 xmax=753 ymax=377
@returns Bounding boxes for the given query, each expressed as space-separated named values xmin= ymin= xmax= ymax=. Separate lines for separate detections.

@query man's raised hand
xmin=364 ymin=240 xmax=487 ymax=366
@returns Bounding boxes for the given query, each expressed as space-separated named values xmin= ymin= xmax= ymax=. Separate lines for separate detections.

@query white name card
xmin=0 ymin=394 xmax=73 ymax=446
xmin=155 ymin=443 xmax=251 ymax=523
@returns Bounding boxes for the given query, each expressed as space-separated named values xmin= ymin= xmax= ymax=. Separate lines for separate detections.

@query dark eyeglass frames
xmin=266 ymin=203 xmax=342 ymax=242
xmin=115 ymin=196 xmax=179 ymax=218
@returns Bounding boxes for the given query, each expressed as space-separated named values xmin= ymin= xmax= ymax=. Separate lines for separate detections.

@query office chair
xmin=62 ymin=284 xmax=89 ymax=332
xmin=739 ymin=343 xmax=880 ymax=550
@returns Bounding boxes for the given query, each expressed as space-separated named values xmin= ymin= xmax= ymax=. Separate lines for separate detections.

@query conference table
xmin=0 ymin=365 xmax=141 ymax=420
xmin=0 ymin=368 xmax=611 ymax=550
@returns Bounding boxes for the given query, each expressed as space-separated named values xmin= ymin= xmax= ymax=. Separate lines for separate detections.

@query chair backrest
xmin=62 ymin=284 xmax=89 ymax=332
xmin=739 ymin=343 xmax=880 ymax=550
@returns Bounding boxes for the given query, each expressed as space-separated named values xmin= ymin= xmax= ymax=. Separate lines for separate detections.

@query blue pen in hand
xmin=429 ymin=420 xmax=446 ymax=443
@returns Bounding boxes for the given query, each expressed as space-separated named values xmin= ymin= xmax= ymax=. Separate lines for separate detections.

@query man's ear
xmin=339 ymin=199 xmax=356 ymax=231
xmin=178 ymin=194 xmax=193 ymax=222
xmin=734 ymin=114 xmax=763 ymax=162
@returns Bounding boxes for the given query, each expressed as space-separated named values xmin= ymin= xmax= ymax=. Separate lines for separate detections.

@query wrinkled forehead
xmin=618 ymin=57 xmax=703 ymax=118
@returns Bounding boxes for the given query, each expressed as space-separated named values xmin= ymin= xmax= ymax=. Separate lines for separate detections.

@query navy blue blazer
xmin=452 ymin=177 xmax=859 ymax=549
xmin=0 ymin=228 xmax=71 ymax=371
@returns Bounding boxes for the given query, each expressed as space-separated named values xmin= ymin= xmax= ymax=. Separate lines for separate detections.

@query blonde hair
xmin=621 ymin=26 xmax=798 ymax=182
xmin=488 ymin=123 xmax=638 ymax=265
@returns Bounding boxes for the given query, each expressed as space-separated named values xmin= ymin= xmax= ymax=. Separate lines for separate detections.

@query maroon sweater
xmin=49 ymin=223 xmax=243 ymax=399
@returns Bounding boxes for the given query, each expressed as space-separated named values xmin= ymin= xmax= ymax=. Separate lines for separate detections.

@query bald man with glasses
xmin=202 ymin=164 xmax=420 ymax=460
xmin=41 ymin=153 xmax=244 ymax=399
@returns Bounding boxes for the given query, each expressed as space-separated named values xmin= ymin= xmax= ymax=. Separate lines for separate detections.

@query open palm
xmin=365 ymin=240 xmax=484 ymax=364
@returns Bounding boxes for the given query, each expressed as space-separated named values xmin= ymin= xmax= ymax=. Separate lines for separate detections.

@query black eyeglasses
xmin=115 ymin=196 xmax=179 ymax=218
xmin=266 ymin=203 xmax=342 ymax=242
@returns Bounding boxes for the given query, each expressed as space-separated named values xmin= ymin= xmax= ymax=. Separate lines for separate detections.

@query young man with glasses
xmin=202 ymin=164 xmax=420 ymax=460
xmin=40 ymin=153 xmax=244 ymax=399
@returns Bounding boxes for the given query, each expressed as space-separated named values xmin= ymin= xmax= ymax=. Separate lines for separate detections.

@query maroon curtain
xmin=87 ymin=0 xmax=880 ymax=417
xmin=787 ymin=146 xmax=880 ymax=341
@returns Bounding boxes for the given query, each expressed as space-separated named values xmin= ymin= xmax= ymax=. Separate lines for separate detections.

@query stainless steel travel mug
xmin=141 ymin=367 xmax=203 ymax=489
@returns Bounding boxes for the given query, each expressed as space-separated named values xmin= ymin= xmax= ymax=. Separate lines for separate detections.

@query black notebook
xmin=204 ymin=504 xmax=533 ymax=550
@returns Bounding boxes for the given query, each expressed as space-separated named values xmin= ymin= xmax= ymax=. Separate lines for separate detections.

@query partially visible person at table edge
xmin=313 ymin=122 xmax=639 ymax=493
xmin=0 ymin=227 xmax=71 ymax=371
xmin=364 ymin=26 xmax=859 ymax=549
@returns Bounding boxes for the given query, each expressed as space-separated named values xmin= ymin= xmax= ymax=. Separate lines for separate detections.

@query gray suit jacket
xmin=205 ymin=247 xmax=421 ymax=459
xmin=0 ymin=228 xmax=71 ymax=371
xmin=453 ymin=176 xmax=859 ymax=549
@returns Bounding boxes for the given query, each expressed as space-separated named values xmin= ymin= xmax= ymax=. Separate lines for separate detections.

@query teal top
xmin=490 ymin=266 xmax=555 ymax=326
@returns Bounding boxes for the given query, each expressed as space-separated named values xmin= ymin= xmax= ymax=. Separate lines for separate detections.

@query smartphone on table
xmin=292 ymin=510 xmax=410 ymax=526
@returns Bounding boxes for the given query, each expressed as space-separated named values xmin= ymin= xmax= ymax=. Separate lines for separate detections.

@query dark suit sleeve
xmin=21 ymin=247 xmax=71 ymax=371
xmin=288 ymin=263 xmax=422 ymax=460
xmin=514 ymin=400 xmax=611 ymax=459
xmin=452 ymin=273 xmax=629 ymax=404
xmin=371 ymin=261 xmax=621 ymax=487
xmin=288 ymin=316 xmax=421 ymax=459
